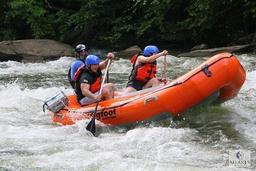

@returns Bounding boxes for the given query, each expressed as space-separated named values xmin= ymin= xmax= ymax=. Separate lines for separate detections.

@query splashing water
xmin=0 ymin=54 xmax=255 ymax=170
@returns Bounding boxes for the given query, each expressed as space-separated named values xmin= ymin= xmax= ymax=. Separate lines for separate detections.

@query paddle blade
xmin=86 ymin=119 xmax=96 ymax=136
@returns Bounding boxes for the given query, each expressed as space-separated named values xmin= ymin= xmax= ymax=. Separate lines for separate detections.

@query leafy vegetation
xmin=1 ymin=0 xmax=256 ymax=49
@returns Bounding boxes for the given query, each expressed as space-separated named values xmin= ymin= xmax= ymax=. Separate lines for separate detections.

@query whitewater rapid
xmin=0 ymin=54 xmax=255 ymax=170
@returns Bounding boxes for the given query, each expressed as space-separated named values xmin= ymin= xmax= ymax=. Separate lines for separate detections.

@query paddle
xmin=86 ymin=59 xmax=112 ymax=136
xmin=162 ymin=55 xmax=168 ymax=84
xmin=106 ymin=70 xmax=109 ymax=83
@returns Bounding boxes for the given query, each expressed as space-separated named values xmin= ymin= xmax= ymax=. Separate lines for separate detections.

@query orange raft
xmin=49 ymin=53 xmax=246 ymax=126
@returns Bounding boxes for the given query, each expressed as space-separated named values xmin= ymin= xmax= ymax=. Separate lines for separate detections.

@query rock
xmin=233 ymin=34 xmax=254 ymax=45
xmin=234 ymin=43 xmax=256 ymax=53
xmin=253 ymin=32 xmax=256 ymax=43
xmin=0 ymin=39 xmax=73 ymax=62
xmin=191 ymin=44 xmax=208 ymax=51
xmin=114 ymin=45 xmax=142 ymax=59
xmin=178 ymin=44 xmax=255 ymax=57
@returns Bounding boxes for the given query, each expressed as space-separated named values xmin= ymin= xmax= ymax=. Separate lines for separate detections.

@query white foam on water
xmin=224 ymin=70 xmax=256 ymax=145
xmin=110 ymin=58 xmax=131 ymax=73
xmin=0 ymin=57 xmax=74 ymax=75
xmin=0 ymin=54 xmax=255 ymax=170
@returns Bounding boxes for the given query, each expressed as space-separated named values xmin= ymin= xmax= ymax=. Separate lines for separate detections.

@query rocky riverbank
xmin=0 ymin=39 xmax=73 ymax=62
xmin=0 ymin=39 xmax=255 ymax=62
xmin=177 ymin=44 xmax=256 ymax=57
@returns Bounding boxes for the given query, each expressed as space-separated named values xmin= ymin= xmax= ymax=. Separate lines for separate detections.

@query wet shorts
xmin=79 ymin=92 xmax=99 ymax=106
xmin=126 ymin=80 xmax=146 ymax=91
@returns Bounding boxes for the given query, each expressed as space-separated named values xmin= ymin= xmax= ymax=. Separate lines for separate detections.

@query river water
xmin=0 ymin=54 xmax=255 ymax=171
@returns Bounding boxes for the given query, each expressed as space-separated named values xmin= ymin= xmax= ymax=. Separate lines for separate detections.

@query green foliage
xmin=1 ymin=0 xmax=256 ymax=48
xmin=244 ymin=0 xmax=256 ymax=18
xmin=178 ymin=0 xmax=256 ymax=45
xmin=9 ymin=0 xmax=53 ymax=38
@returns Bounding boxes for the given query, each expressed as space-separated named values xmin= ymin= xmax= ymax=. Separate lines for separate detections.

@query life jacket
xmin=89 ymin=76 xmax=102 ymax=93
xmin=68 ymin=59 xmax=85 ymax=89
xmin=75 ymin=67 xmax=102 ymax=101
xmin=73 ymin=65 xmax=85 ymax=82
xmin=135 ymin=62 xmax=157 ymax=82
xmin=128 ymin=53 xmax=157 ymax=82
xmin=68 ymin=68 xmax=74 ymax=88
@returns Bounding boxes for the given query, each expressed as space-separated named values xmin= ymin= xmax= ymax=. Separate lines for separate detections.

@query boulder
xmin=114 ymin=45 xmax=142 ymax=59
xmin=191 ymin=44 xmax=208 ymax=51
xmin=178 ymin=44 xmax=255 ymax=57
xmin=253 ymin=32 xmax=256 ymax=43
xmin=0 ymin=39 xmax=74 ymax=62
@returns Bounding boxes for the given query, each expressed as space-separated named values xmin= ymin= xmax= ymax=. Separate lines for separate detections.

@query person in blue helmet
xmin=75 ymin=53 xmax=115 ymax=105
xmin=68 ymin=44 xmax=89 ymax=89
xmin=124 ymin=45 xmax=168 ymax=93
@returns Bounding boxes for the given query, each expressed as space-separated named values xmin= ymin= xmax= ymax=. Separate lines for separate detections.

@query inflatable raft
xmin=45 ymin=53 xmax=246 ymax=126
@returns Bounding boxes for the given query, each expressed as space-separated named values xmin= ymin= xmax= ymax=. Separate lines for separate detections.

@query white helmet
xmin=75 ymin=44 xmax=88 ymax=52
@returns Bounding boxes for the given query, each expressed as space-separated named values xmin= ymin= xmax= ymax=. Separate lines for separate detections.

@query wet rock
xmin=191 ymin=44 xmax=208 ymax=51
xmin=0 ymin=39 xmax=73 ymax=62
xmin=253 ymin=32 xmax=256 ymax=43
xmin=114 ymin=45 xmax=142 ymax=59
xmin=178 ymin=44 xmax=255 ymax=57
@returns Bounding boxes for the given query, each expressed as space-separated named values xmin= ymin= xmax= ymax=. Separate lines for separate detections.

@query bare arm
xmin=99 ymin=59 xmax=109 ymax=70
xmin=137 ymin=50 xmax=168 ymax=64
xmin=80 ymin=83 xmax=97 ymax=100
xmin=99 ymin=52 xmax=114 ymax=70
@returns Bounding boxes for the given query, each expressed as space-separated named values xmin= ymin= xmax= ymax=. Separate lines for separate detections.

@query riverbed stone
xmin=114 ymin=45 xmax=142 ymax=59
xmin=191 ymin=44 xmax=208 ymax=51
xmin=178 ymin=44 xmax=256 ymax=57
xmin=0 ymin=39 xmax=73 ymax=62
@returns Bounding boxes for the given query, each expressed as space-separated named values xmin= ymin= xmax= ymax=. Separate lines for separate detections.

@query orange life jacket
xmin=75 ymin=67 xmax=102 ymax=101
xmin=135 ymin=63 xmax=157 ymax=82
xmin=129 ymin=53 xmax=157 ymax=82
xmin=89 ymin=76 xmax=102 ymax=93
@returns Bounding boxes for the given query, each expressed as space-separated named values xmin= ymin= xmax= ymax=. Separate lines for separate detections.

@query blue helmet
xmin=86 ymin=55 xmax=100 ymax=65
xmin=143 ymin=45 xmax=160 ymax=56
xmin=70 ymin=60 xmax=84 ymax=80
xmin=75 ymin=44 xmax=88 ymax=52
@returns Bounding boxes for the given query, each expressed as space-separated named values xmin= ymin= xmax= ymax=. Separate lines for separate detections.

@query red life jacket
xmin=73 ymin=65 xmax=85 ymax=81
xmin=89 ymin=76 xmax=102 ymax=93
xmin=75 ymin=67 xmax=102 ymax=101
xmin=135 ymin=63 xmax=157 ymax=82
xmin=130 ymin=53 xmax=138 ymax=65
xmin=129 ymin=53 xmax=157 ymax=82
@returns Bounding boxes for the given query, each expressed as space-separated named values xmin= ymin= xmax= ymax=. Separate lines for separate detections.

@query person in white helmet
xmin=68 ymin=44 xmax=89 ymax=89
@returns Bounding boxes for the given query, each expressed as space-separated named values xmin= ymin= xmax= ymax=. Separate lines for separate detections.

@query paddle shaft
xmin=162 ymin=55 xmax=167 ymax=83
xmin=86 ymin=59 xmax=112 ymax=135
xmin=107 ymin=70 xmax=109 ymax=83
xmin=99 ymin=59 xmax=111 ymax=94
